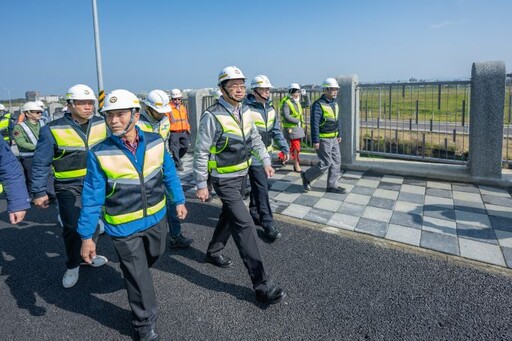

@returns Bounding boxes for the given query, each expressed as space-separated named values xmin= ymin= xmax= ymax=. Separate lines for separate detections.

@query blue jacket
xmin=77 ymin=126 xmax=186 ymax=239
xmin=310 ymin=94 xmax=342 ymax=144
xmin=0 ymin=139 xmax=30 ymax=212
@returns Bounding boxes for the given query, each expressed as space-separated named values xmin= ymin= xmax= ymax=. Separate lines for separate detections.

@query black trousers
xmin=20 ymin=156 xmax=55 ymax=197
xmin=111 ymin=219 xmax=167 ymax=334
xmin=207 ymin=176 xmax=269 ymax=291
xmin=55 ymin=184 xmax=100 ymax=269
xmin=169 ymin=131 xmax=190 ymax=168
xmin=248 ymin=165 xmax=273 ymax=228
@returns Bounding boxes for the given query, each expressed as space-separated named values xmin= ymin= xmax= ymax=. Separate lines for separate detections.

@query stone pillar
xmin=468 ymin=61 xmax=506 ymax=179
xmin=187 ymin=88 xmax=211 ymax=150
xmin=337 ymin=75 xmax=359 ymax=165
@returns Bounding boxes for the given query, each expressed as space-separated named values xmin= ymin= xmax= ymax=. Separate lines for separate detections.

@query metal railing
xmin=357 ymin=80 xmax=471 ymax=165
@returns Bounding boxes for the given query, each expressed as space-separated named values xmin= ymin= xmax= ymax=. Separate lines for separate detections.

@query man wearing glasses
xmin=12 ymin=102 xmax=54 ymax=198
xmin=167 ymin=88 xmax=191 ymax=171
xmin=301 ymin=78 xmax=345 ymax=194
xmin=193 ymin=66 xmax=286 ymax=304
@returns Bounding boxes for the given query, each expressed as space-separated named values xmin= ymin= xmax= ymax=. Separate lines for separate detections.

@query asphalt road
xmin=1 ymin=198 xmax=512 ymax=340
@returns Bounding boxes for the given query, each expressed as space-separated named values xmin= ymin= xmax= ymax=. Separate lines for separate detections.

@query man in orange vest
xmin=167 ymin=89 xmax=191 ymax=171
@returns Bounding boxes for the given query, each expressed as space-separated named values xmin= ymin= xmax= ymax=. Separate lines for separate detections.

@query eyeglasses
xmin=29 ymin=111 xmax=43 ymax=114
xmin=228 ymin=84 xmax=246 ymax=91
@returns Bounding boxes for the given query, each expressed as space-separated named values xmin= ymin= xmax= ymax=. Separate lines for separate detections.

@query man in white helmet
xmin=77 ymin=89 xmax=187 ymax=340
xmin=167 ymin=88 xmax=191 ymax=171
xmin=301 ymin=77 xmax=345 ymax=194
xmin=138 ymin=89 xmax=193 ymax=249
xmin=31 ymin=84 xmax=109 ymax=289
xmin=245 ymin=75 xmax=289 ymax=241
xmin=12 ymin=102 xmax=54 ymax=198
xmin=193 ymin=66 xmax=286 ymax=304
xmin=35 ymin=100 xmax=51 ymax=124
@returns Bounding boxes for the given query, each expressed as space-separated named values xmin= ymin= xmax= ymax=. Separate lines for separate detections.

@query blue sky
xmin=0 ymin=0 xmax=509 ymax=99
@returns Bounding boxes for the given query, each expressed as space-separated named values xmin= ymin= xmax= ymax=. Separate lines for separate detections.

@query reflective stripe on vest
xmin=280 ymin=97 xmax=304 ymax=128
xmin=0 ymin=113 xmax=11 ymax=141
xmin=319 ymin=102 xmax=339 ymax=138
xmin=94 ymin=137 xmax=166 ymax=225
xmin=137 ymin=114 xmax=171 ymax=142
xmin=248 ymin=105 xmax=276 ymax=148
xmin=50 ymin=118 xmax=107 ymax=180
xmin=207 ymin=104 xmax=253 ymax=174
xmin=169 ymin=104 xmax=191 ymax=132
xmin=18 ymin=121 xmax=45 ymax=156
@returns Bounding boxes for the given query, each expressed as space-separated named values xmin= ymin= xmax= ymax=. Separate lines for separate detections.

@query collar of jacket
xmin=140 ymin=110 xmax=160 ymax=125
xmin=218 ymin=96 xmax=242 ymax=113
xmin=108 ymin=125 xmax=146 ymax=151
xmin=245 ymin=93 xmax=271 ymax=110
xmin=320 ymin=94 xmax=336 ymax=104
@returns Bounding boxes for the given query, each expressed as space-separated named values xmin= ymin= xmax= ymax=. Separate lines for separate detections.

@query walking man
xmin=301 ymin=78 xmax=345 ymax=194
xmin=168 ymin=88 xmax=191 ymax=171
xmin=194 ymin=66 xmax=286 ymax=304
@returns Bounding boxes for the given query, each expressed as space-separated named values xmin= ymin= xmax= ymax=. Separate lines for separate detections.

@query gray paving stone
xmin=403 ymin=177 xmax=427 ymax=186
xmin=270 ymin=181 xmax=293 ymax=191
xmin=345 ymin=193 xmax=371 ymax=206
xmin=385 ymin=224 xmax=421 ymax=246
xmin=452 ymin=183 xmax=480 ymax=193
xmin=355 ymin=218 xmax=388 ymax=237
xmin=426 ymin=181 xmax=452 ymax=190
xmin=327 ymin=213 xmax=360 ymax=231
xmin=485 ymin=204 xmax=512 ymax=219
xmin=459 ymin=238 xmax=506 ymax=267
xmin=401 ymin=184 xmax=426 ymax=195
xmin=423 ymin=205 xmax=456 ymax=221
xmin=269 ymin=201 xmax=289 ymax=214
xmin=274 ymin=192 xmax=301 ymax=203
xmin=390 ymin=211 xmax=423 ymax=229
xmin=394 ymin=201 xmax=423 ymax=215
xmin=361 ymin=171 xmax=382 ymax=181
xmin=420 ymin=230 xmax=460 ymax=255
xmin=304 ymin=208 xmax=335 ymax=224
xmin=452 ymin=191 xmax=484 ymax=203
xmin=422 ymin=216 xmax=457 ymax=236
xmin=426 ymin=188 xmax=453 ymax=199
xmin=314 ymin=198 xmax=342 ymax=212
xmin=489 ymin=215 xmax=512 ymax=233
xmin=351 ymin=185 xmax=376 ymax=196
xmin=368 ymin=197 xmax=395 ymax=210
xmin=342 ymin=170 xmax=364 ymax=179
xmin=479 ymin=185 xmax=511 ymax=197
xmin=502 ymin=247 xmax=512 ymax=268
xmin=453 ymin=199 xmax=487 ymax=215
xmin=312 ymin=180 xmax=327 ymax=189
xmin=293 ymin=194 xmax=321 ymax=207
xmin=338 ymin=178 xmax=359 ymax=186
xmin=323 ymin=191 xmax=348 ymax=201
xmin=356 ymin=179 xmax=380 ymax=188
xmin=380 ymin=175 xmax=404 ymax=184
xmin=373 ymin=189 xmax=399 ymax=200
xmin=337 ymin=202 xmax=366 ymax=217
xmin=281 ymin=203 xmax=311 ymax=219
xmin=362 ymin=206 xmax=393 ymax=223
xmin=268 ymin=190 xmax=280 ymax=199
xmin=456 ymin=222 xmax=498 ymax=245
xmin=377 ymin=182 xmax=402 ymax=191
xmin=481 ymin=194 xmax=512 ymax=207
xmin=455 ymin=210 xmax=492 ymax=228
xmin=284 ymin=184 xmax=307 ymax=194
xmin=495 ymin=229 xmax=512 ymax=248
xmin=397 ymin=192 xmax=424 ymax=204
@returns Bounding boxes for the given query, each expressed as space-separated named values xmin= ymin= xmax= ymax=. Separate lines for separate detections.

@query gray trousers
xmin=303 ymin=137 xmax=341 ymax=189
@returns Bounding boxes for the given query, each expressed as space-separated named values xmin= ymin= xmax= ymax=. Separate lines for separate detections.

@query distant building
xmin=36 ymin=95 xmax=60 ymax=103
xmin=25 ymin=91 xmax=40 ymax=101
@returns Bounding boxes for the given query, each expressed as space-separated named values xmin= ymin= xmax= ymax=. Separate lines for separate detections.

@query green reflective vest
xmin=280 ymin=96 xmax=304 ymax=129
xmin=319 ymin=100 xmax=339 ymax=138
xmin=49 ymin=116 xmax=107 ymax=180
xmin=94 ymin=134 xmax=166 ymax=225
xmin=247 ymin=104 xmax=276 ymax=151
xmin=0 ymin=113 xmax=12 ymax=141
xmin=207 ymin=103 xmax=253 ymax=174
xmin=137 ymin=112 xmax=171 ymax=142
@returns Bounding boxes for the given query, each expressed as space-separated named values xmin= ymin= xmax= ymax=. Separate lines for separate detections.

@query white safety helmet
xmin=250 ymin=75 xmax=273 ymax=89
xmin=0 ymin=104 xmax=5 ymax=111
xmin=65 ymin=84 xmax=97 ymax=101
xmin=143 ymin=89 xmax=171 ymax=114
xmin=217 ymin=66 xmax=245 ymax=85
xmin=170 ymin=89 xmax=182 ymax=99
xmin=102 ymin=89 xmax=141 ymax=112
xmin=21 ymin=101 xmax=43 ymax=113
xmin=35 ymin=100 xmax=46 ymax=109
xmin=288 ymin=83 xmax=301 ymax=91
xmin=322 ymin=77 xmax=340 ymax=88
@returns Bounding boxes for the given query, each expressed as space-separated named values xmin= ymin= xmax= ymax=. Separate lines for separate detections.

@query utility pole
xmin=91 ymin=0 xmax=105 ymax=109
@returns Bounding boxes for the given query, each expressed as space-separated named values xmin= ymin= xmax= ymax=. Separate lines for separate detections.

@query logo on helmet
xmin=84 ymin=90 xmax=90 ymax=95
xmin=109 ymin=96 xmax=118 ymax=103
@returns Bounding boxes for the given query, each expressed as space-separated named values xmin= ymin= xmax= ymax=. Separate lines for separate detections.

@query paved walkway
xmin=178 ymin=155 xmax=512 ymax=269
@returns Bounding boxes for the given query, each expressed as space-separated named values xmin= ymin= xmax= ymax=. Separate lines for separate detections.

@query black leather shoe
xmin=301 ymin=171 xmax=311 ymax=191
xmin=256 ymin=284 xmax=286 ymax=304
xmin=169 ymin=234 xmax=193 ymax=249
xmin=263 ymin=225 xmax=282 ymax=240
xmin=205 ymin=254 xmax=233 ymax=268
xmin=139 ymin=329 xmax=159 ymax=341
xmin=326 ymin=186 xmax=346 ymax=194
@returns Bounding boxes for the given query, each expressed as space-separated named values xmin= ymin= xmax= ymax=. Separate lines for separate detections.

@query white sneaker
xmin=62 ymin=267 xmax=79 ymax=288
